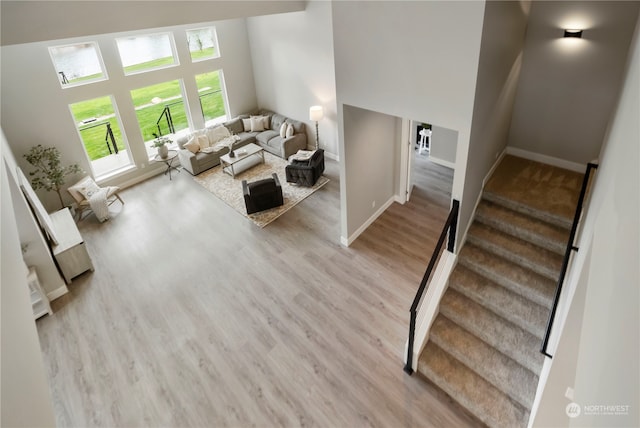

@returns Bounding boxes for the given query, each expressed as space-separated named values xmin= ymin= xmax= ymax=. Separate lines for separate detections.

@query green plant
xmin=23 ymin=145 xmax=82 ymax=209
xmin=150 ymin=133 xmax=172 ymax=148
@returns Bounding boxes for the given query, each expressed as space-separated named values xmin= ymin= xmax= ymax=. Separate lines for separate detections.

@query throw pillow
xmin=77 ymin=178 xmax=101 ymax=199
xmin=286 ymin=123 xmax=294 ymax=138
xmin=250 ymin=116 xmax=265 ymax=132
xmin=196 ymin=134 xmax=210 ymax=150
xmin=206 ymin=125 xmax=230 ymax=144
xmin=242 ymin=118 xmax=252 ymax=132
xmin=184 ymin=138 xmax=200 ymax=154
xmin=279 ymin=122 xmax=287 ymax=138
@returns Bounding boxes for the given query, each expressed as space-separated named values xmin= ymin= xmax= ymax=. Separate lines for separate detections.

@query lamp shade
xmin=309 ymin=105 xmax=324 ymax=122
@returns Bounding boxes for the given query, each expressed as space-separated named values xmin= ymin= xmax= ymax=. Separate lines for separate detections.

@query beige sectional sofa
xmin=175 ymin=110 xmax=307 ymax=175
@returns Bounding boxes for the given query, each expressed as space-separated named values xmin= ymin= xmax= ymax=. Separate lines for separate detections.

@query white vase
xmin=158 ymin=145 xmax=168 ymax=159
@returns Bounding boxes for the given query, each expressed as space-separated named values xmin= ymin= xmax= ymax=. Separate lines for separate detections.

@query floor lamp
xmin=309 ymin=106 xmax=324 ymax=150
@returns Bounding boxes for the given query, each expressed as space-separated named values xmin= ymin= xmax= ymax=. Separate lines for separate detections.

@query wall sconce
xmin=309 ymin=105 xmax=324 ymax=150
xmin=564 ymin=29 xmax=583 ymax=38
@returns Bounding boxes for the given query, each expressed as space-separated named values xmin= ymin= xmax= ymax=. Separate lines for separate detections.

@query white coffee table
xmin=219 ymin=143 xmax=265 ymax=178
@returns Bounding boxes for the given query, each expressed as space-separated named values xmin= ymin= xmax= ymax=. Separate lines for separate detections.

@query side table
xmin=153 ymin=150 xmax=180 ymax=180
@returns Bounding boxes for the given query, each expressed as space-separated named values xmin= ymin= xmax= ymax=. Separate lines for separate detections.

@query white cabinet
xmin=27 ymin=267 xmax=52 ymax=319
xmin=50 ymin=208 xmax=94 ymax=283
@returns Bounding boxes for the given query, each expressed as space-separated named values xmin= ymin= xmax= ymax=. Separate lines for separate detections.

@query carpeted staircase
xmin=417 ymin=155 xmax=583 ymax=427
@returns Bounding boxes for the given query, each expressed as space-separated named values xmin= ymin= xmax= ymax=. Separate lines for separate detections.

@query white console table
xmin=50 ymin=208 xmax=94 ymax=283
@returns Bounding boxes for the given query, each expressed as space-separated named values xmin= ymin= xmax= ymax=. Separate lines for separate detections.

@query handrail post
xmin=447 ymin=200 xmax=459 ymax=253
xmin=540 ymin=163 xmax=598 ymax=357
xmin=404 ymin=311 xmax=416 ymax=374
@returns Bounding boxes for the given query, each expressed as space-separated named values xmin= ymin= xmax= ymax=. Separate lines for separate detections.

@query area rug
xmin=193 ymin=152 xmax=329 ymax=227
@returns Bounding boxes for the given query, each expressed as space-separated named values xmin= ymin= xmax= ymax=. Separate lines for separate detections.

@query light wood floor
xmin=36 ymin=155 xmax=476 ymax=427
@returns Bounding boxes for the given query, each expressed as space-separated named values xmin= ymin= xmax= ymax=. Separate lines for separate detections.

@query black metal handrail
xmin=156 ymin=103 xmax=177 ymax=136
xmin=540 ymin=162 xmax=598 ymax=358
xmin=80 ymin=121 xmax=118 ymax=154
xmin=404 ymin=199 xmax=459 ymax=375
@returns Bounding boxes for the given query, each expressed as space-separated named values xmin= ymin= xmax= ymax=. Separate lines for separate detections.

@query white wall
xmin=331 ymin=0 xmax=486 ymax=244
xmin=2 ymin=130 xmax=68 ymax=298
xmin=341 ymin=105 xmax=400 ymax=242
xmin=0 ymin=0 xmax=305 ymax=46
xmin=430 ymin=125 xmax=458 ymax=167
xmin=508 ymin=1 xmax=640 ymax=165
xmin=459 ymin=0 xmax=530 ymax=246
xmin=1 ymin=144 xmax=57 ymax=427
xmin=1 ymin=18 xmax=257 ymax=211
xmin=532 ymin=14 xmax=639 ymax=427
xmin=247 ymin=1 xmax=338 ymax=158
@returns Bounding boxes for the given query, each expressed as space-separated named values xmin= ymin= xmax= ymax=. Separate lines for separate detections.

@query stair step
xmin=475 ymin=200 xmax=569 ymax=256
xmin=467 ymin=222 xmax=563 ymax=281
xmin=458 ymin=243 xmax=556 ymax=308
xmin=440 ymin=288 xmax=544 ymax=374
xmin=449 ymin=265 xmax=549 ymax=339
xmin=419 ymin=342 xmax=529 ymax=428
xmin=483 ymin=190 xmax=573 ymax=230
xmin=429 ymin=315 xmax=539 ymax=409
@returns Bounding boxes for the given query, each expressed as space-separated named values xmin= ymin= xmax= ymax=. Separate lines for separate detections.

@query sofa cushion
xmin=206 ymin=125 xmax=230 ymax=144
xmin=250 ymin=116 xmax=266 ymax=132
xmin=267 ymin=136 xmax=285 ymax=149
xmin=286 ymin=123 xmax=294 ymax=138
xmin=183 ymin=138 xmax=200 ymax=154
xmin=279 ymin=122 xmax=287 ymax=138
xmin=224 ymin=118 xmax=243 ymax=135
xmin=256 ymin=130 xmax=278 ymax=145
xmin=241 ymin=118 xmax=252 ymax=132
xmin=270 ymin=113 xmax=286 ymax=131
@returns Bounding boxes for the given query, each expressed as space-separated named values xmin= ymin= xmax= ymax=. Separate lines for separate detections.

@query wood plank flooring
xmin=36 ymin=154 xmax=476 ymax=427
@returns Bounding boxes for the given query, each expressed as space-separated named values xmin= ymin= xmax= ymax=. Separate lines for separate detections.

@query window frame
xmin=186 ymin=26 xmax=221 ymax=62
xmin=116 ymin=31 xmax=180 ymax=76
xmin=48 ymin=41 xmax=108 ymax=88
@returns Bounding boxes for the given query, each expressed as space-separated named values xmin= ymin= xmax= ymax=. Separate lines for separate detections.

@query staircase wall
xmin=532 ymin=17 xmax=639 ymax=427
xmin=458 ymin=0 xmax=530 ymax=251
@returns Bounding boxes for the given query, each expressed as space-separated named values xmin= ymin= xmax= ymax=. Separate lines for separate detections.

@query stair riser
xmin=475 ymin=211 xmax=566 ymax=256
xmin=467 ymin=233 xmax=560 ymax=282
xmin=440 ymin=302 xmax=543 ymax=374
xmin=458 ymin=256 xmax=553 ymax=308
xmin=430 ymin=323 xmax=537 ymax=409
xmin=449 ymin=280 xmax=546 ymax=340
xmin=483 ymin=192 xmax=572 ymax=230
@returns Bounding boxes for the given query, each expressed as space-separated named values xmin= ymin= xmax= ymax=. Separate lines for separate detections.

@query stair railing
xmin=404 ymin=199 xmax=459 ymax=375
xmin=540 ymin=162 xmax=598 ymax=358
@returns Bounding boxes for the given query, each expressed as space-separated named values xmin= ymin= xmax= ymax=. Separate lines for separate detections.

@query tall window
xmin=195 ymin=70 xmax=227 ymax=126
xmin=49 ymin=42 xmax=107 ymax=87
xmin=70 ymin=96 xmax=132 ymax=178
xmin=130 ymin=80 xmax=188 ymax=157
xmin=187 ymin=27 xmax=219 ymax=61
xmin=116 ymin=33 xmax=177 ymax=75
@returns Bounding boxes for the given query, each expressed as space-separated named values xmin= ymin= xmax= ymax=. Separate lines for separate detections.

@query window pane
xmin=70 ymin=96 xmax=132 ymax=178
xmin=130 ymin=80 xmax=188 ymax=156
xmin=49 ymin=42 xmax=106 ymax=86
xmin=196 ymin=70 xmax=227 ymax=126
xmin=187 ymin=27 xmax=219 ymax=61
xmin=116 ymin=33 xmax=177 ymax=74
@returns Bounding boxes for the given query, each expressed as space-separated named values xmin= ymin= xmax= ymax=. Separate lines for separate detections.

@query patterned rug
xmin=193 ymin=152 xmax=329 ymax=227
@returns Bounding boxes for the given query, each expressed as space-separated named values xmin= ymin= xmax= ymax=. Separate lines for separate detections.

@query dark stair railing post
xmin=405 ymin=199 xmax=459 ymax=375
xmin=156 ymin=104 xmax=176 ymax=137
xmin=540 ymin=162 xmax=598 ymax=358
xmin=104 ymin=122 xmax=118 ymax=154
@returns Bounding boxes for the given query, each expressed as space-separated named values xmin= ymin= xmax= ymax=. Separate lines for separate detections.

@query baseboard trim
xmin=114 ymin=166 xmax=166 ymax=190
xmin=47 ymin=285 xmax=69 ymax=301
xmin=324 ymin=151 xmax=339 ymax=162
xmin=506 ymin=147 xmax=585 ymax=173
xmin=459 ymin=148 xmax=506 ymax=248
xmin=341 ymin=196 xmax=395 ymax=247
xmin=428 ymin=156 xmax=455 ymax=170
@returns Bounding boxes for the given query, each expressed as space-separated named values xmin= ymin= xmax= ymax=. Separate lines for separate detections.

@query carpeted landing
xmin=417 ymin=155 xmax=584 ymax=427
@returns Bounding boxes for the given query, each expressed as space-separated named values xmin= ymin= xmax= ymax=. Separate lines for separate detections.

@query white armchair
xmin=67 ymin=176 xmax=124 ymax=221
